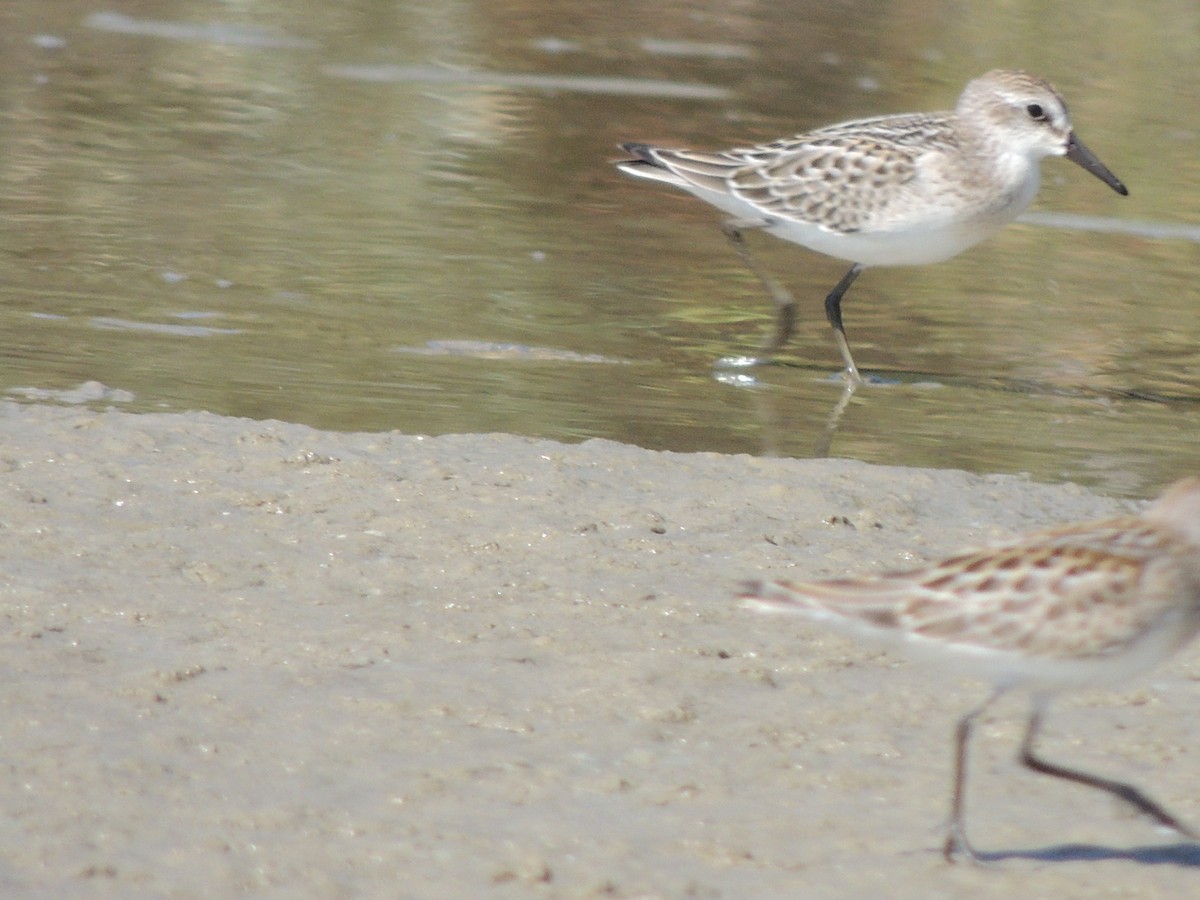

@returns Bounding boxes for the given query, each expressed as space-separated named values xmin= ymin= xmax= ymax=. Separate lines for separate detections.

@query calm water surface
xmin=0 ymin=1 xmax=1197 ymax=497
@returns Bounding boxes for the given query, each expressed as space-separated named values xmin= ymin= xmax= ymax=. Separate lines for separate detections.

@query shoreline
xmin=2 ymin=400 xmax=1195 ymax=897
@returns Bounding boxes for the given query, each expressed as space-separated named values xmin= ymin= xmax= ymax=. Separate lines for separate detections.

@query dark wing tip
xmin=618 ymin=141 xmax=662 ymax=166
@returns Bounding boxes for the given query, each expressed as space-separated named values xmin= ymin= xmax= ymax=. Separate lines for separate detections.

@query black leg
xmin=721 ymin=220 xmax=799 ymax=357
xmin=1019 ymin=707 xmax=1196 ymax=839
xmin=824 ymin=263 xmax=865 ymax=384
xmin=720 ymin=220 xmax=866 ymax=383
xmin=944 ymin=688 xmax=1006 ymax=863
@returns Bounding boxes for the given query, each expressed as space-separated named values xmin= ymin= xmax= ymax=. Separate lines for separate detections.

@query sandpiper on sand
xmin=617 ymin=70 xmax=1128 ymax=382
xmin=740 ymin=477 xmax=1200 ymax=862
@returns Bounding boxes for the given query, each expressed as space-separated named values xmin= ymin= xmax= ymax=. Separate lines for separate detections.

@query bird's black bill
xmin=1065 ymin=133 xmax=1128 ymax=196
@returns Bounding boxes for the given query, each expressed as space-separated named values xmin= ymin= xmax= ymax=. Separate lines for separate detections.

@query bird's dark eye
xmin=1026 ymin=103 xmax=1047 ymax=121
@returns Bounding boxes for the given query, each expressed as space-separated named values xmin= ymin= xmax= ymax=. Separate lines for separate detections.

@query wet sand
xmin=1 ymin=400 xmax=1197 ymax=898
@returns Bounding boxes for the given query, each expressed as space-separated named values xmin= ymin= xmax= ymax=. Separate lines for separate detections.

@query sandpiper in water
xmin=616 ymin=70 xmax=1128 ymax=383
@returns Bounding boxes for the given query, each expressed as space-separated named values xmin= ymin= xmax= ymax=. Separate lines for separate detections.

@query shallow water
xmin=0 ymin=1 xmax=1196 ymax=497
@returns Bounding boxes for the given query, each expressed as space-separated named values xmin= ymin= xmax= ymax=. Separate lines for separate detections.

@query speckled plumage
xmin=617 ymin=70 xmax=1128 ymax=380
xmin=631 ymin=112 xmax=965 ymax=237
xmin=740 ymin=477 xmax=1200 ymax=862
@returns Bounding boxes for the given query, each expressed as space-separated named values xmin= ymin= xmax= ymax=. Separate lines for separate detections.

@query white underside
xmin=620 ymin=158 xmax=1040 ymax=267
xmin=682 ymin=182 xmax=1025 ymax=266
xmin=757 ymin=600 xmax=1200 ymax=696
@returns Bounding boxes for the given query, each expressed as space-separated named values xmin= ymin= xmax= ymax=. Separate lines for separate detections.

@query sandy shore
xmin=1 ymin=400 xmax=1196 ymax=898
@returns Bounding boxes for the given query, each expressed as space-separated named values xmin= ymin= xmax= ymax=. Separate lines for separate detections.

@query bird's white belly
xmin=681 ymin=169 xmax=1039 ymax=267
xmin=764 ymin=217 xmax=1003 ymax=266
